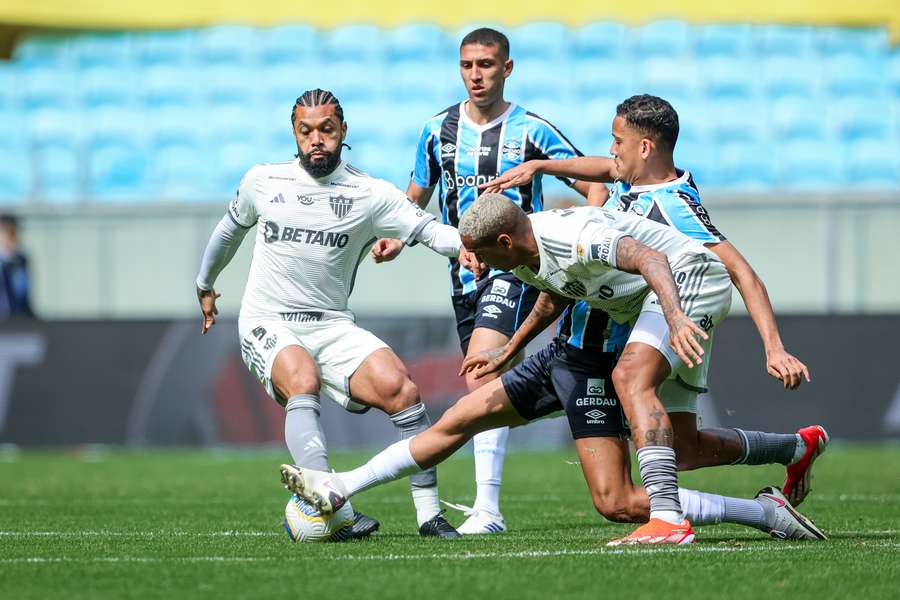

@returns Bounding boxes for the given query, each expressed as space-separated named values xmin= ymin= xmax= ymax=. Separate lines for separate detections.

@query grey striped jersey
xmin=229 ymin=159 xmax=433 ymax=322
xmin=511 ymin=207 xmax=724 ymax=324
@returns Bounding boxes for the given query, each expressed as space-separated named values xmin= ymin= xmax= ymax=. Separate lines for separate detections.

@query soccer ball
xmin=283 ymin=494 xmax=354 ymax=543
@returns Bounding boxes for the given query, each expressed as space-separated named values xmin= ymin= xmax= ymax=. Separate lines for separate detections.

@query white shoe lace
xmin=441 ymin=500 xmax=476 ymax=517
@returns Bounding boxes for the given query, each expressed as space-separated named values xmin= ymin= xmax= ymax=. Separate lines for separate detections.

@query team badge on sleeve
xmin=329 ymin=195 xmax=354 ymax=219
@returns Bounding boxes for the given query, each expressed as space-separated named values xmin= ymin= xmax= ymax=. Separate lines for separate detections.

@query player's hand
xmin=479 ymin=162 xmax=540 ymax=193
xmin=459 ymin=346 xmax=510 ymax=379
xmin=197 ymin=287 xmax=221 ymax=335
xmin=371 ymin=238 xmax=404 ymax=263
xmin=458 ymin=244 xmax=487 ymax=279
xmin=668 ymin=313 xmax=709 ymax=368
xmin=765 ymin=347 xmax=811 ymax=390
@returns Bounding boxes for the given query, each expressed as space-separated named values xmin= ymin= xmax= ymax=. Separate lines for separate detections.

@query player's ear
xmin=498 ymin=233 xmax=513 ymax=249
xmin=640 ymin=137 xmax=653 ymax=159
xmin=341 ymin=121 xmax=348 ymax=141
xmin=504 ymin=58 xmax=513 ymax=78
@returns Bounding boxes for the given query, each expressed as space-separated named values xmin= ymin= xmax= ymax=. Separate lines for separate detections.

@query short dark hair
xmin=291 ymin=88 xmax=344 ymax=126
xmin=616 ymin=94 xmax=679 ymax=153
xmin=0 ymin=214 xmax=19 ymax=230
xmin=460 ymin=27 xmax=510 ymax=58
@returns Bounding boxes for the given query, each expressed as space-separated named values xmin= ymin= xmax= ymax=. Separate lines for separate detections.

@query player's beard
xmin=297 ymin=146 xmax=342 ymax=178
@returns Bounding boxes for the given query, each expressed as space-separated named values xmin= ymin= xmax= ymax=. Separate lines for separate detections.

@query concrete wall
xmin=14 ymin=192 xmax=900 ymax=319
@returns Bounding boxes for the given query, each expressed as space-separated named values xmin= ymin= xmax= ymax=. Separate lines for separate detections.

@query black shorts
xmin=501 ymin=339 xmax=629 ymax=440
xmin=451 ymin=273 xmax=539 ymax=355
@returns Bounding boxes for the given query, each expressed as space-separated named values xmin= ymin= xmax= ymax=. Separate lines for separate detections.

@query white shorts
xmin=626 ymin=254 xmax=732 ymax=414
xmin=238 ymin=315 xmax=388 ymax=413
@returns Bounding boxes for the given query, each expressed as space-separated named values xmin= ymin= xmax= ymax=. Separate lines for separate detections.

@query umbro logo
xmin=440 ymin=143 xmax=456 ymax=156
xmin=481 ymin=305 xmax=502 ymax=319
xmin=585 ymin=409 xmax=606 ymax=421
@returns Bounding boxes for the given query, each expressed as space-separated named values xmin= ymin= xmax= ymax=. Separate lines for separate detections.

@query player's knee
xmin=276 ymin=366 xmax=320 ymax=397
xmin=591 ymin=488 xmax=637 ymax=524
xmin=673 ymin=439 xmax=702 ymax=471
xmin=380 ymin=373 xmax=420 ymax=415
xmin=438 ymin=395 xmax=479 ymax=436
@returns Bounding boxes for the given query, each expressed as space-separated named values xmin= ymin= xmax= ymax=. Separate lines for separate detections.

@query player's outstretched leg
xmin=781 ymin=426 xmax=829 ymax=506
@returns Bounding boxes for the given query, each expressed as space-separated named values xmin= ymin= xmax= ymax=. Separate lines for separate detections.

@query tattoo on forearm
xmin=616 ymin=238 xmax=683 ymax=322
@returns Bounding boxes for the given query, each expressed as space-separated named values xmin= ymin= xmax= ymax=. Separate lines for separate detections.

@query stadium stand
xmin=0 ymin=21 xmax=896 ymax=203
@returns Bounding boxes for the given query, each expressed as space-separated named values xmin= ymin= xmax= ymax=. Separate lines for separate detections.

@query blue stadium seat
xmin=139 ymin=65 xmax=199 ymax=108
xmin=134 ymin=29 xmax=196 ymax=67
xmin=33 ymin=145 xmax=82 ymax=203
xmin=700 ymin=57 xmax=755 ymax=101
xmin=674 ymin=102 xmax=710 ymax=145
xmin=146 ymin=106 xmax=205 ymax=150
xmin=0 ymin=63 xmax=19 ymax=111
xmin=258 ymin=63 xmax=328 ymax=109
xmin=83 ymin=106 xmax=147 ymax=151
xmin=759 ymin=57 xmax=822 ymax=101
xmin=573 ymin=57 xmax=636 ymax=103
xmin=147 ymin=144 xmax=217 ymax=200
xmin=572 ymin=22 xmax=628 ymax=59
xmin=0 ymin=150 xmax=31 ymax=204
xmin=26 ymin=108 xmax=84 ymax=150
xmin=635 ymin=57 xmax=699 ymax=104
xmin=714 ymin=141 xmax=775 ymax=190
xmin=889 ymin=52 xmax=900 ymax=96
xmin=706 ymin=99 xmax=766 ymax=143
xmin=756 ymin=25 xmax=816 ymax=58
xmin=824 ymin=55 xmax=886 ymax=99
xmin=385 ymin=62 xmax=456 ymax=106
xmin=386 ymin=24 xmax=449 ymax=62
xmin=452 ymin=23 xmax=504 ymax=47
xmin=196 ymin=25 xmax=261 ymax=66
xmin=17 ymin=66 xmax=76 ymax=111
xmin=70 ymin=33 xmax=134 ymax=69
xmin=212 ymin=141 xmax=259 ymax=196
xmin=202 ymin=65 xmax=259 ymax=108
xmin=316 ymin=61 xmax=386 ymax=104
xmin=695 ymin=24 xmax=753 ymax=58
xmin=775 ymin=139 xmax=846 ymax=188
xmin=322 ymin=25 xmax=384 ymax=63
xmin=846 ymin=140 xmax=900 ymax=188
xmin=829 ymin=98 xmax=888 ymax=142
xmin=770 ymin=98 xmax=829 ymax=142
xmin=88 ymin=143 xmax=150 ymax=201
xmin=13 ymin=35 xmax=71 ymax=68
xmin=507 ymin=61 xmax=573 ymax=104
xmin=347 ymin=140 xmax=409 ymax=187
xmin=77 ymin=67 xmax=136 ymax=109
xmin=206 ymin=105 xmax=261 ymax=147
xmin=259 ymin=24 xmax=321 ymax=66
xmin=508 ymin=22 xmax=571 ymax=61
xmin=673 ymin=139 xmax=717 ymax=188
xmin=816 ymin=27 xmax=889 ymax=58
xmin=634 ymin=20 xmax=692 ymax=57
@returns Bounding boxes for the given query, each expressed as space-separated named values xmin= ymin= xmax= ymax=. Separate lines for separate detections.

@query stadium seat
xmin=889 ymin=52 xmax=900 ymax=96
xmin=134 ymin=29 xmax=196 ymax=67
xmin=0 ymin=63 xmax=19 ymax=110
xmin=70 ymin=32 xmax=134 ymax=69
xmin=770 ymin=98 xmax=829 ymax=143
xmin=635 ymin=57 xmax=699 ymax=106
xmin=759 ymin=57 xmax=822 ymax=101
xmin=756 ymin=25 xmax=816 ymax=58
xmin=88 ymin=143 xmax=150 ymax=201
xmin=257 ymin=63 xmax=328 ymax=109
xmin=706 ymin=99 xmax=767 ymax=143
xmin=634 ymin=20 xmax=692 ymax=57
xmin=700 ymin=56 xmax=756 ymax=101
xmin=322 ymin=25 xmax=384 ymax=63
xmin=508 ymin=22 xmax=572 ymax=61
xmin=146 ymin=106 xmax=204 ymax=150
xmin=572 ymin=22 xmax=629 ymax=59
xmin=32 ymin=144 xmax=83 ymax=203
xmin=507 ymin=61 xmax=574 ymax=104
xmin=775 ymin=139 xmax=846 ymax=188
xmin=259 ymin=24 xmax=321 ymax=66
xmin=573 ymin=57 xmax=636 ymax=104
xmin=77 ymin=66 xmax=136 ymax=109
xmin=714 ymin=141 xmax=775 ymax=190
xmin=316 ymin=61 xmax=386 ymax=104
xmin=823 ymin=55 xmax=886 ymax=99
xmin=816 ymin=27 xmax=889 ymax=58
xmin=13 ymin=34 xmax=71 ymax=69
xmin=673 ymin=139 xmax=718 ymax=188
xmin=26 ymin=108 xmax=85 ymax=150
xmin=139 ymin=65 xmax=199 ymax=108
xmin=206 ymin=105 xmax=261 ymax=148
xmin=83 ymin=106 xmax=147 ymax=152
xmin=674 ymin=102 xmax=710 ymax=145
xmin=829 ymin=97 xmax=889 ymax=142
xmin=695 ymin=24 xmax=753 ymax=58
xmin=0 ymin=150 xmax=32 ymax=204
xmin=202 ymin=65 xmax=259 ymax=108
xmin=147 ymin=144 xmax=217 ymax=200
xmin=17 ymin=66 xmax=76 ymax=111
xmin=845 ymin=140 xmax=900 ymax=188
xmin=212 ymin=141 xmax=260 ymax=196
xmin=195 ymin=25 xmax=261 ymax=65
xmin=347 ymin=140 xmax=409 ymax=187
xmin=385 ymin=62 xmax=457 ymax=106
xmin=386 ymin=24 xmax=450 ymax=62
xmin=580 ymin=97 xmax=621 ymax=144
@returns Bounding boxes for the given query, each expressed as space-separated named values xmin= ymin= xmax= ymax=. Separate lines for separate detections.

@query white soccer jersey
xmin=512 ymin=207 xmax=723 ymax=324
xmin=229 ymin=160 xmax=433 ymax=322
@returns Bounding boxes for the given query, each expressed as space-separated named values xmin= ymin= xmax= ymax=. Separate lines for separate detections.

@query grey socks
xmin=284 ymin=394 xmax=329 ymax=471
xmin=732 ymin=429 xmax=801 ymax=466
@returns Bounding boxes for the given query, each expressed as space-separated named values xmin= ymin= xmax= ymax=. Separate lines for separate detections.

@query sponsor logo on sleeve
xmin=590 ymin=237 xmax=614 ymax=265
xmin=490 ymin=279 xmax=510 ymax=297
xmin=440 ymin=143 xmax=457 ymax=158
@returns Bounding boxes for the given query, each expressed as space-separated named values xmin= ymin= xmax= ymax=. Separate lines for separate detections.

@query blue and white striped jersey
xmin=412 ymin=101 xmax=581 ymax=296
xmin=559 ymin=169 xmax=726 ymax=351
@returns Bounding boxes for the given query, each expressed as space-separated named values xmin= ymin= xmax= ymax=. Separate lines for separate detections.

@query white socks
xmin=472 ymin=427 xmax=508 ymax=514
xmin=339 ymin=438 xmax=421 ymax=497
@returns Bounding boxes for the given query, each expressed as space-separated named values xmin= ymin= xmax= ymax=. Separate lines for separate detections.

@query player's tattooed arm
xmin=708 ymin=241 xmax=810 ymax=388
xmin=459 ymin=291 xmax=567 ymax=378
xmin=614 ymin=236 xmax=708 ymax=368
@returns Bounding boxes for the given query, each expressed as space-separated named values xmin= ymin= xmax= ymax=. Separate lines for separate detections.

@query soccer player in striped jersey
xmin=482 ymin=94 xmax=827 ymax=507
xmin=372 ymin=27 xmax=606 ymax=535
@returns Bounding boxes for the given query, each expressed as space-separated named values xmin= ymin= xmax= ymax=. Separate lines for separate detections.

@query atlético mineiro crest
xmin=329 ymin=195 xmax=354 ymax=219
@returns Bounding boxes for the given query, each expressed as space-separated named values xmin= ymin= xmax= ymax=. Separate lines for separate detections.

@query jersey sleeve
xmin=372 ymin=182 xmax=436 ymax=243
xmin=576 ymin=221 xmax=627 ymax=269
xmin=659 ymin=191 xmax=726 ymax=244
xmin=527 ymin=116 xmax=584 ymax=187
xmin=410 ymin=123 xmax=441 ymax=189
xmin=228 ymin=167 xmax=261 ymax=228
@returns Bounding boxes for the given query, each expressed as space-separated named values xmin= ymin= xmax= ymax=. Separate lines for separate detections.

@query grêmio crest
xmin=329 ymin=194 xmax=354 ymax=219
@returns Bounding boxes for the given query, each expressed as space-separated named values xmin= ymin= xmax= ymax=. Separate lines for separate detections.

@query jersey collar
xmin=617 ymin=168 xmax=692 ymax=193
xmin=459 ymin=101 xmax=516 ymax=131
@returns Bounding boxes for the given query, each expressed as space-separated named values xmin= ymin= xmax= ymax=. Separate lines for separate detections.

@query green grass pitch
xmin=1 ymin=445 xmax=898 ymax=599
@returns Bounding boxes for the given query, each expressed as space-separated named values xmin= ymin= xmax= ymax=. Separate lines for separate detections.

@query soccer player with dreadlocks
xmin=195 ymin=89 xmax=466 ymax=539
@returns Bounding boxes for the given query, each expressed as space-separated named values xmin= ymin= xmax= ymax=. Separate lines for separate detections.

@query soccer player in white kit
xmin=195 ymin=89 xmax=463 ymax=538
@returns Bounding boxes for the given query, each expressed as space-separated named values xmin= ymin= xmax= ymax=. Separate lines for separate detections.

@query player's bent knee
xmin=275 ymin=367 xmax=320 ymax=398
xmin=380 ymin=375 xmax=420 ymax=414
xmin=591 ymin=489 xmax=636 ymax=524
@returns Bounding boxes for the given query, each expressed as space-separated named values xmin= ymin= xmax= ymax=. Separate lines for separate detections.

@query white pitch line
xmin=0 ymin=531 xmax=280 ymax=538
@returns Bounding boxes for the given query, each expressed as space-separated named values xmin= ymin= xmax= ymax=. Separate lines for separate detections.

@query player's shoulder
xmin=242 ymin=159 xmax=298 ymax=184
xmin=421 ymin=103 xmax=460 ymax=131
xmin=645 ymin=169 xmax=702 ymax=205
xmin=339 ymin=162 xmax=403 ymax=197
xmin=521 ymin=106 xmax=566 ymax=135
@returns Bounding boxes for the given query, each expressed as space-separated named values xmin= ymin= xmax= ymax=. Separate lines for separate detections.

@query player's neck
xmin=631 ymin=160 xmax=678 ymax=187
xmin=464 ymin=99 xmax=510 ymax=125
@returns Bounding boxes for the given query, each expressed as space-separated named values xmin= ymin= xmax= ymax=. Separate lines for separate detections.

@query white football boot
xmin=442 ymin=501 xmax=507 ymax=535
xmin=280 ymin=464 xmax=348 ymax=515
xmin=755 ymin=486 xmax=827 ymax=540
